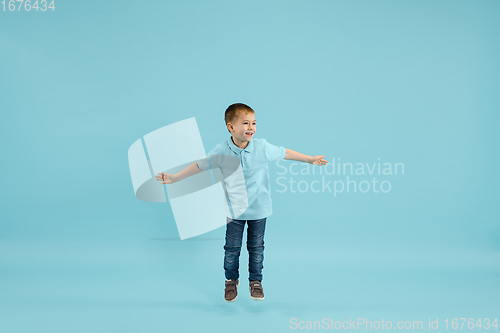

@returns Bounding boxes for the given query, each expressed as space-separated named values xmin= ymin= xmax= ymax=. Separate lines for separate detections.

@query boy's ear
xmin=227 ymin=123 xmax=233 ymax=133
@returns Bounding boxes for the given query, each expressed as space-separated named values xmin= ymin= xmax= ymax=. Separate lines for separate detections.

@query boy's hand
xmin=156 ymin=172 xmax=175 ymax=184
xmin=309 ymin=155 xmax=328 ymax=166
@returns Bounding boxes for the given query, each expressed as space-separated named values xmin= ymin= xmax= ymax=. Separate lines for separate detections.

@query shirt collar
xmin=227 ymin=136 xmax=253 ymax=154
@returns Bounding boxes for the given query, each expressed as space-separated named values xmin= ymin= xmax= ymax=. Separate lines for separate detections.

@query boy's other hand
xmin=156 ymin=172 xmax=175 ymax=184
xmin=310 ymin=155 xmax=328 ymax=166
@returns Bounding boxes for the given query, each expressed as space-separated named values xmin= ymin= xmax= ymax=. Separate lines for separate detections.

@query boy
xmin=156 ymin=103 xmax=327 ymax=302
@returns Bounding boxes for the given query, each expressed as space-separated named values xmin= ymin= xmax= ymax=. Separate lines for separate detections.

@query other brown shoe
xmin=224 ymin=279 xmax=239 ymax=302
xmin=249 ymin=280 xmax=265 ymax=300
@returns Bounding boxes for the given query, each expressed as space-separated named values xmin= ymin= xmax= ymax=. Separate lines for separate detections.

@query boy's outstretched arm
xmin=285 ymin=148 xmax=328 ymax=166
xmin=156 ymin=162 xmax=202 ymax=184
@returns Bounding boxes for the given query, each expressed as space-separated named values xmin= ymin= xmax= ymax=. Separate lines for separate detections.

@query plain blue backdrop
xmin=1 ymin=1 xmax=499 ymax=332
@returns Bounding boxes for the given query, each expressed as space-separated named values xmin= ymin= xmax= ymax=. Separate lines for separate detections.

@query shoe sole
xmin=225 ymin=280 xmax=240 ymax=302
xmin=249 ymin=286 xmax=265 ymax=300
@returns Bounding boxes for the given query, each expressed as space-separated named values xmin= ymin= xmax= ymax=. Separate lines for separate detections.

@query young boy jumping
xmin=156 ymin=103 xmax=327 ymax=302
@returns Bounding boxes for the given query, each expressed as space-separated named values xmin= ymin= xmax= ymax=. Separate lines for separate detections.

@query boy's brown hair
xmin=225 ymin=103 xmax=255 ymax=133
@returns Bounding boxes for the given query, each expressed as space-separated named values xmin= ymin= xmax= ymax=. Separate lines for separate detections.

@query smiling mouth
xmin=245 ymin=132 xmax=254 ymax=136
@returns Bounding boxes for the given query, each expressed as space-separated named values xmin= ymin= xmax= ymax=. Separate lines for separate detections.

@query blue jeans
xmin=223 ymin=217 xmax=267 ymax=282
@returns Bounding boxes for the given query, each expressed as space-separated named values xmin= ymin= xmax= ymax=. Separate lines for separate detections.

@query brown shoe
xmin=249 ymin=280 xmax=265 ymax=300
xmin=224 ymin=279 xmax=239 ymax=302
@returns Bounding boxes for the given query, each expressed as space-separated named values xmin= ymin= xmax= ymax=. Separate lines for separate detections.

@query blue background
xmin=1 ymin=0 xmax=499 ymax=332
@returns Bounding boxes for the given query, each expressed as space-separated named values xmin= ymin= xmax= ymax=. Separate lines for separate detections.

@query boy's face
xmin=228 ymin=112 xmax=256 ymax=143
